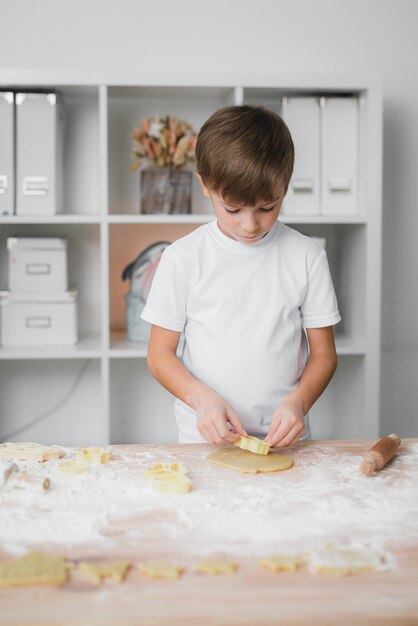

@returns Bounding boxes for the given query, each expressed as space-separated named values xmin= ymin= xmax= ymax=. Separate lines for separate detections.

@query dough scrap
xmin=235 ymin=435 xmax=271 ymax=456
xmin=151 ymin=472 xmax=191 ymax=494
xmin=144 ymin=462 xmax=189 ymax=480
xmin=195 ymin=559 xmax=238 ymax=575
xmin=306 ymin=543 xmax=385 ymax=576
xmin=59 ymin=460 xmax=90 ymax=475
xmin=207 ymin=446 xmax=293 ymax=474
xmin=79 ymin=560 xmax=131 ymax=584
xmin=138 ymin=561 xmax=184 ymax=580
xmin=259 ymin=554 xmax=303 ymax=572
xmin=75 ymin=447 xmax=110 ymax=464
xmin=0 ymin=552 xmax=69 ymax=587
xmin=0 ymin=442 xmax=64 ymax=462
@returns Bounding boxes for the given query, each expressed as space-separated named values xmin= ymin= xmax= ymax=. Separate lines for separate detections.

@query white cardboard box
xmin=8 ymin=237 xmax=68 ymax=292
xmin=0 ymin=92 xmax=14 ymax=215
xmin=0 ymin=290 xmax=77 ymax=346
xmin=15 ymin=92 xmax=63 ymax=216
xmin=321 ymin=97 xmax=358 ymax=215
xmin=282 ymin=97 xmax=321 ymax=216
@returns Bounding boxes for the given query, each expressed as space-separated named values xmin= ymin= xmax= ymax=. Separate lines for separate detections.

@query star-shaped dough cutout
xmin=138 ymin=561 xmax=184 ymax=580
xmin=259 ymin=554 xmax=302 ymax=572
xmin=79 ymin=560 xmax=131 ymax=584
xmin=195 ymin=559 xmax=238 ymax=575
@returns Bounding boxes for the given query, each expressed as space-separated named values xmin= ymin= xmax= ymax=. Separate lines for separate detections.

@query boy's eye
xmin=224 ymin=206 xmax=275 ymax=214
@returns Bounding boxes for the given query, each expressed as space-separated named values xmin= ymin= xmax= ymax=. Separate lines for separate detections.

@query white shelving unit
xmin=0 ymin=73 xmax=382 ymax=445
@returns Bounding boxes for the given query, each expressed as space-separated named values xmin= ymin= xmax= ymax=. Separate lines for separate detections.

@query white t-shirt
xmin=141 ymin=219 xmax=341 ymax=443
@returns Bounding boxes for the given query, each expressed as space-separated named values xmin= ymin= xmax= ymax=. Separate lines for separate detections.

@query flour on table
xmin=0 ymin=443 xmax=417 ymax=560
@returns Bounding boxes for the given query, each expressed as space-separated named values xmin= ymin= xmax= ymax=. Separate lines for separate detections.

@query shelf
xmin=0 ymin=333 xmax=102 ymax=359
xmin=0 ymin=76 xmax=382 ymax=442
xmin=109 ymin=332 xmax=148 ymax=358
xmin=107 ymin=213 xmax=212 ymax=224
xmin=280 ymin=215 xmax=367 ymax=225
xmin=0 ymin=214 xmax=367 ymax=226
xmin=109 ymin=331 xmax=363 ymax=359
xmin=0 ymin=214 xmax=102 ymax=224
xmin=335 ymin=335 xmax=366 ymax=355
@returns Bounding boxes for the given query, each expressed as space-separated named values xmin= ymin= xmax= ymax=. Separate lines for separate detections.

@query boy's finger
xmin=214 ymin=418 xmax=239 ymax=443
xmin=266 ymin=422 xmax=292 ymax=447
xmin=227 ymin=412 xmax=247 ymax=437
xmin=273 ymin=424 xmax=303 ymax=448
xmin=221 ymin=429 xmax=240 ymax=443
xmin=265 ymin=421 xmax=281 ymax=444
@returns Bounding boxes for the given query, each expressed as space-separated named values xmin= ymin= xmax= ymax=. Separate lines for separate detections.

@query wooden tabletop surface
xmin=1 ymin=438 xmax=417 ymax=626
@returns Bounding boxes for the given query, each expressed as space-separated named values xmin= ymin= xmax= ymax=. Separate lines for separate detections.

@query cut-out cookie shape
xmin=207 ymin=446 xmax=293 ymax=474
xmin=144 ymin=462 xmax=189 ymax=480
xmin=151 ymin=472 xmax=191 ymax=494
xmin=0 ymin=552 xmax=69 ymax=587
xmin=259 ymin=554 xmax=303 ymax=572
xmin=0 ymin=442 xmax=64 ymax=462
xmin=59 ymin=460 xmax=90 ymax=475
xmin=194 ymin=559 xmax=238 ymax=575
xmin=79 ymin=560 xmax=131 ymax=584
xmin=306 ymin=543 xmax=386 ymax=576
xmin=138 ymin=561 xmax=184 ymax=580
xmin=75 ymin=447 xmax=110 ymax=464
xmin=234 ymin=435 xmax=271 ymax=456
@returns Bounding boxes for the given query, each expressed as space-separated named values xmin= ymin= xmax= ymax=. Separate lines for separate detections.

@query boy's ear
xmin=195 ymin=172 xmax=211 ymax=198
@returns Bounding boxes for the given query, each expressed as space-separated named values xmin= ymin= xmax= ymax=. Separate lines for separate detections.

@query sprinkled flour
xmin=0 ymin=442 xmax=417 ymax=559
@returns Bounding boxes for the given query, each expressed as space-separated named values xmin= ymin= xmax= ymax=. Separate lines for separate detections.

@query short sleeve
xmin=300 ymin=250 xmax=341 ymax=328
xmin=140 ymin=246 xmax=188 ymax=332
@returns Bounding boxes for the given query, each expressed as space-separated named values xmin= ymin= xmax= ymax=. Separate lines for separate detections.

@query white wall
xmin=1 ymin=0 xmax=417 ymax=437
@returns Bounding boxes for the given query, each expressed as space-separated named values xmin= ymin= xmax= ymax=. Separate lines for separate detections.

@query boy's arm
xmin=147 ymin=325 xmax=246 ymax=443
xmin=266 ymin=326 xmax=338 ymax=447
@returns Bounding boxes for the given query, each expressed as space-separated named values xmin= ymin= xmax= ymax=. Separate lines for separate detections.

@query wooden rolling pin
xmin=360 ymin=434 xmax=401 ymax=475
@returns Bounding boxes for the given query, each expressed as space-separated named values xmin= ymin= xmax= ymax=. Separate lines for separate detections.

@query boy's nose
xmin=241 ymin=216 xmax=258 ymax=233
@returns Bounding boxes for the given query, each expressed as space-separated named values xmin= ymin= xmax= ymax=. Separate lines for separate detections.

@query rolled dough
xmin=207 ymin=446 xmax=293 ymax=474
xmin=0 ymin=552 xmax=69 ymax=587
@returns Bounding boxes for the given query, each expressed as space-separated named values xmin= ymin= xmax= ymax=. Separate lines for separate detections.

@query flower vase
xmin=140 ymin=168 xmax=192 ymax=215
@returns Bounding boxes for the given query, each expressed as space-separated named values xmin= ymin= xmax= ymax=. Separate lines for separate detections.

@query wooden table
xmin=1 ymin=439 xmax=418 ymax=626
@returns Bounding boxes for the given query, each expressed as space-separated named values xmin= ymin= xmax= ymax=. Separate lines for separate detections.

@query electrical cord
xmin=0 ymin=359 xmax=91 ymax=442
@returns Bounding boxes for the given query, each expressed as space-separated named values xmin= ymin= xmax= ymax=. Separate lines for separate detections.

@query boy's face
xmin=197 ymin=174 xmax=285 ymax=245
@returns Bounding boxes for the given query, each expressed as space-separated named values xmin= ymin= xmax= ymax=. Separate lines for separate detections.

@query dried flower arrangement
xmin=130 ymin=116 xmax=197 ymax=171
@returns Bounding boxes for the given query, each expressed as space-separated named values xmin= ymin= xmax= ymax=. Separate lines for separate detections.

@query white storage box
xmin=282 ymin=97 xmax=320 ymax=216
xmin=0 ymin=92 xmax=14 ymax=216
xmin=8 ymin=237 xmax=68 ymax=292
xmin=15 ymin=92 xmax=63 ymax=216
xmin=0 ymin=290 xmax=77 ymax=346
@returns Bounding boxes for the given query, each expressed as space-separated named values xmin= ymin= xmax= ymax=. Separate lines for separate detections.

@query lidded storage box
xmin=0 ymin=290 xmax=77 ymax=346
xmin=7 ymin=237 xmax=68 ymax=293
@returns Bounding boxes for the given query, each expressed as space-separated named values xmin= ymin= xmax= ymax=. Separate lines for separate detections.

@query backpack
xmin=122 ymin=241 xmax=171 ymax=342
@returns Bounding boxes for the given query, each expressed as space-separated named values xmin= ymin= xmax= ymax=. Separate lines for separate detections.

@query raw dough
xmin=207 ymin=446 xmax=293 ymax=474
xmin=143 ymin=462 xmax=189 ymax=480
xmin=0 ymin=442 xmax=64 ymax=462
xmin=59 ymin=460 xmax=90 ymax=475
xmin=259 ymin=555 xmax=303 ymax=572
xmin=235 ymin=435 xmax=271 ymax=456
xmin=138 ymin=561 xmax=184 ymax=579
xmin=306 ymin=543 xmax=385 ymax=576
xmin=75 ymin=447 xmax=110 ymax=464
xmin=195 ymin=559 xmax=238 ymax=575
xmin=0 ymin=552 xmax=69 ymax=587
xmin=79 ymin=560 xmax=131 ymax=584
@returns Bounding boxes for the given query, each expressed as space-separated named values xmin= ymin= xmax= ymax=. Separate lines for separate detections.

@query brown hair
xmin=195 ymin=105 xmax=294 ymax=205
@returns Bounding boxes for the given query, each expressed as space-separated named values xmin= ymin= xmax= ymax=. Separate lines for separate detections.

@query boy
xmin=141 ymin=105 xmax=341 ymax=447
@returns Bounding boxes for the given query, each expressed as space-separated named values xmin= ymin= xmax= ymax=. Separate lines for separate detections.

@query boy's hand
xmin=265 ymin=398 xmax=305 ymax=448
xmin=194 ymin=387 xmax=247 ymax=444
